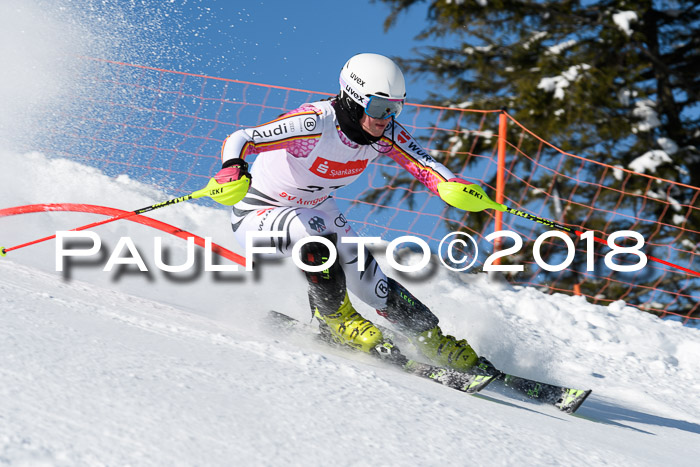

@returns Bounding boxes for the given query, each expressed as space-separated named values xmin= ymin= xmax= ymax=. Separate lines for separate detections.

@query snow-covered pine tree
xmin=377 ymin=0 xmax=699 ymax=318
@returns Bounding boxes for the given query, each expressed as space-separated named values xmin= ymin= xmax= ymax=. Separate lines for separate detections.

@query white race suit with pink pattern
xmin=221 ymin=99 xmax=456 ymax=309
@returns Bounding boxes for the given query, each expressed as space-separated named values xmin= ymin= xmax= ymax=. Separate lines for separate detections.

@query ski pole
xmin=1 ymin=175 xmax=250 ymax=257
xmin=437 ymin=180 xmax=700 ymax=277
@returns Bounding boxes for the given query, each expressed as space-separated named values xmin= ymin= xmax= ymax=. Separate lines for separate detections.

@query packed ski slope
xmin=1 ymin=150 xmax=699 ymax=466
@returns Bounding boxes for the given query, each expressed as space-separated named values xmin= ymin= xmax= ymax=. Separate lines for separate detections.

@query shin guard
xmin=377 ymin=278 xmax=439 ymax=334
xmin=299 ymin=234 xmax=346 ymax=317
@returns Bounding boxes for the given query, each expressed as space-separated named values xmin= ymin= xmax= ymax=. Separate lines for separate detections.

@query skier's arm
xmin=382 ymin=122 xmax=487 ymax=212
xmin=381 ymin=122 xmax=458 ymax=196
xmin=220 ymin=106 xmax=323 ymax=166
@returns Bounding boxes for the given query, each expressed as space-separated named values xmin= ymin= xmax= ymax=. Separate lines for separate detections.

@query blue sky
xmin=5 ymin=0 xmax=446 ymax=156
xmin=104 ymin=0 xmax=439 ymax=101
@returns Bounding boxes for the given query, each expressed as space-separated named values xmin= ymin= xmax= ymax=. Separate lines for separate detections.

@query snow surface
xmin=1 ymin=150 xmax=700 ymax=466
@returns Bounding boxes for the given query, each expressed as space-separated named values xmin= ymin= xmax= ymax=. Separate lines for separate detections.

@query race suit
xmin=221 ymin=99 xmax=456 ymax=309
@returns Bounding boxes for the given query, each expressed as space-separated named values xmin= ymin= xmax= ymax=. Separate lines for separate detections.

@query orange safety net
xmin=494 ymin=114 xmax=699 ymax=322
xmin=24 ymin=57 xmax=699 ymax=322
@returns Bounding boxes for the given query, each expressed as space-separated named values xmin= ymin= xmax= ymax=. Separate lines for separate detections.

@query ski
xmin=500 ymin=374 xmax=592 ymax=414
xmin=267 ymin=310 xmax=591 ymax=413
xmin=382 ymin=322 xmax=592 ymax=414
xmin=267 ymin=310 xmax=500 ymax=395
xmin=376 ymin=320 xmax=592 ymax=413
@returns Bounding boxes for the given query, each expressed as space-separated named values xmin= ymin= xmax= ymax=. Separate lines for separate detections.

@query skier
xmin=215 ymin=53 xmax=488 ymax=372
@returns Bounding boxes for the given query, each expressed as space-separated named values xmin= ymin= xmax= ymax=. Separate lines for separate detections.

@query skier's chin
xmin=360 ymin=115 xmax=388 ymax=137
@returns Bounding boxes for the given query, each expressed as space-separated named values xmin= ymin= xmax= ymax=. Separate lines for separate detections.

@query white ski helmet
xmin=339 ymin=53 xmax=406 ymax=119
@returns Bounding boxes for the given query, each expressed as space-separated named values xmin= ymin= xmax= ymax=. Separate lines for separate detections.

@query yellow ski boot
xmin=315 ymin=292 xmax=384 ymax=353
xmin=411 ymin=326 xmax=479 ymax=372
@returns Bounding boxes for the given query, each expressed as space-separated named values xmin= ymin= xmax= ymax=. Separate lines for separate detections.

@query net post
xmin=494 ymin=108 xmax=508 ymax=263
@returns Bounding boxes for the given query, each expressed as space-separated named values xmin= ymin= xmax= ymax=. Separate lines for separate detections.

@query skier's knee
xmin=377 ymin=278 xmax=438 ymax=334
xmin=299 ymin=233 xmax=346 ymax=316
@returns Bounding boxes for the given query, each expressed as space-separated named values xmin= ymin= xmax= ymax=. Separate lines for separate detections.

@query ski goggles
xmin=364 ymin=95 xmax=404 ymax=120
